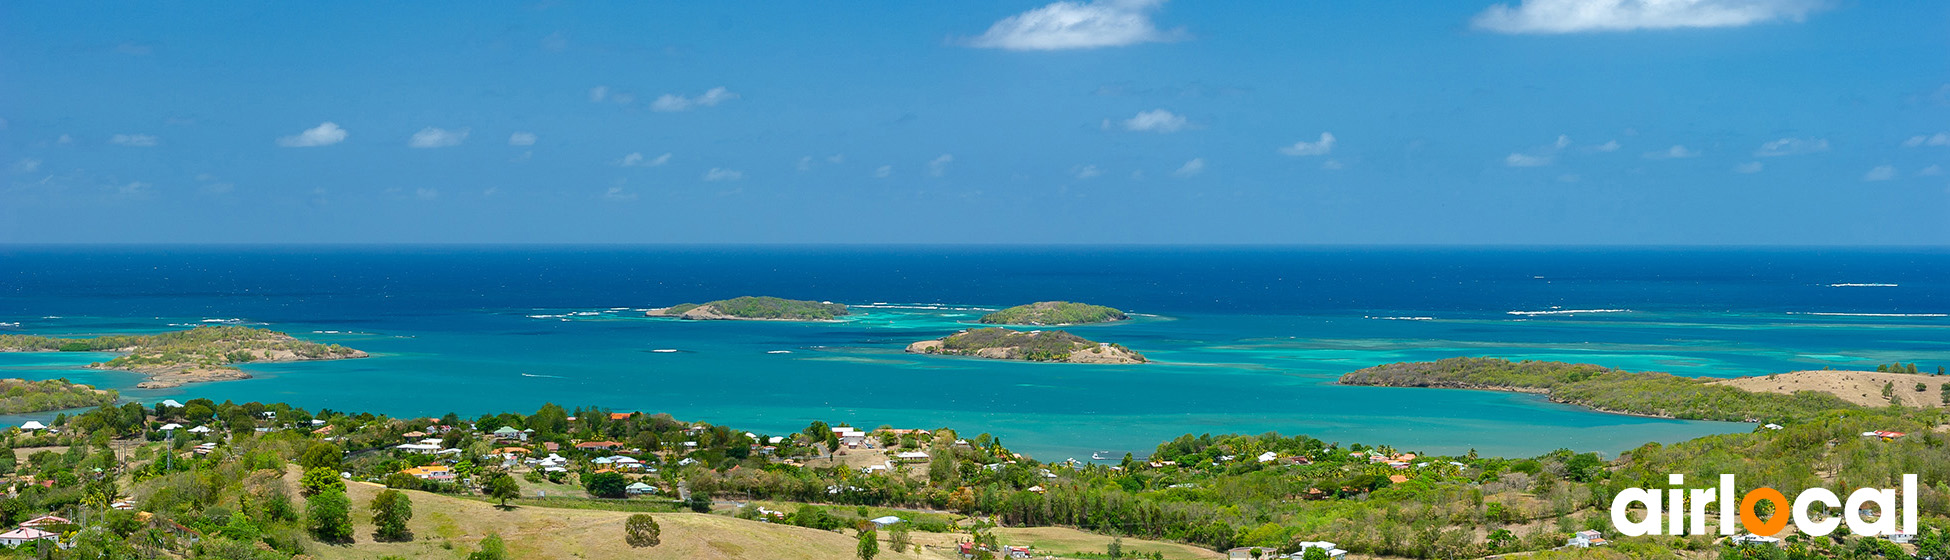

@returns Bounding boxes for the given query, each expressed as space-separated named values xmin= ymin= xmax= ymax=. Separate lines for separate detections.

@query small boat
xmin=767 ymin=350 xmax=792 ymax=354
xmin=651 ymin=349 xmax=679 ymax=353
xmin=1091 ymin=451 xmax=1109 ymax=460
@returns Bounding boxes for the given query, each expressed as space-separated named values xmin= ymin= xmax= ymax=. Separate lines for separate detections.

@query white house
xmin=187 ymin=426 xmax=212 ymax=434
xmin=895 ymin=451 xmax=930 ymax=463
xmin=869 ymin=516 xmax=903 ymax=528
xmin=1567 ymin=530 xmax=1608 ymax=548
xmin=1256 ymin=451 xmax=1278 ymax=463
xmin=0 ymin=527 xmax=55 ymax=547
xmin=1292 ymin=541 xmax=1347 ymax=559
xmin=625 ymin=482 xmax=658 ymax=495
xmin=18 ymin=421 xmax=44 ymax=431
xmin=1730 ymin=534 xmax=1780 ymax=546
xmin=159 ymin=399 xmax=184 ymax=408
xmin=159 ymin=423 xmax=182 ymax=431
xmin=395 ymin=443 xmax=441 ymax=454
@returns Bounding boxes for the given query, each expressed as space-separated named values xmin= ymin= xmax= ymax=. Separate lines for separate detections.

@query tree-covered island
xmin=978 ymin=301 xmax=1129 ymax=326
xmin=906 ymin=327 xmax=1146 ymax=364
xmin=0 ymin=378 xmax=118 ymax=414
xmin=1338 ymin=357 xmax=1859 ymax=423
xmin=645 ymin=296 xmax=850 ymax=321
xmin=0 ymin=325 xmax=367 ymax=389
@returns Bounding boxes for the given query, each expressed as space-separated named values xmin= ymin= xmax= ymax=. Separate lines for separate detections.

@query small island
xmin=646 ymin=296 xmax=849 ymax=321
xmin=906 ymin=327 xmax=1146 ymax=364
xmin=0 ymin=378 xmax=118 ymax=414
xmin=1337 ymin=357 xmax=1856 ymax=423
xmin=0 ymin=326 xmax=368 ymax=389
xmin=978 ymin=301 xmax=1129 ymax=326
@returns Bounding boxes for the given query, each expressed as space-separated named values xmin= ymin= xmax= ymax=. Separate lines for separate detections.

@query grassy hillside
xmin=651 ymin=296 xmax=849 ymax=321
xmin=1339 ymin=357 xmax=1859 ymax=423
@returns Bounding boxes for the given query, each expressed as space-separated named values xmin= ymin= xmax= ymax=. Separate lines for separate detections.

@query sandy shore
xmin=1710 ymin=370 xmax=1948 ymax=408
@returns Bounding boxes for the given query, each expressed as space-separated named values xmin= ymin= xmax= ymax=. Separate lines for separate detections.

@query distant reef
xmin=0 ymin=326 xmax=368 ymax=389
xmin=906 ymin=327 xmax=1146 ymax=364
xmin=978 ymin=301 xmax=1128 ymax=326
xmin=646 ymin=296 xmax=850 ymax=322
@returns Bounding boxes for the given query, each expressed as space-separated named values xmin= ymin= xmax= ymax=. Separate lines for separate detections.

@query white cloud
xmin=1643 ymin=145 xmax=1699 ymax=159
xmin=703 ymin=168 xmax=744 ymax=182
xmin=1862 ymin=165 xmax=1896 ymax=181
xmin=873 ymin=165 xmax=893 ymax=179
xmin=967 ymin=0 xmax=1179 ymax=51
xmin=1321 ymin=160 xmax=1344 ymax=170
xmin=1592 ymin=140 xmax=1621 ymax=152
xmin=602 ymin=186 xmax=637 ymax=201
xmin=1734 ymin=161 xmax=1764 ymax=174
xmin=1120 ymin=109 xmax=1188 ymax=133
xmin=828 ymin=154 xmax=846 ymax=164
xmin=1472 ymin=0 xmax=1825 ymax=34
xmin=509 ymin=132 xmax=537 ymax=146
xmin=1753 ymin=137 xmax=1828 ymax=157
xmin=12 ymin=158 xmax=40 ymax=173
xmin=117 ymin=181 xmax=151 ymax=196
xmin=1903 ymin=133 xmax=1950 ymax=147
xmin=408 ymin=127 xmax=468 ymax=148
xmin=651 ymin=87 xmax=738 ymax=112
xmin=797 ymin=156 xmax=815 ymax=171
xmin=415 ymin=188 xmax=439 ymax=200
xmin=619 ymin=152 xmax=672 ymax=167
xmin=589 ymin=86 xmax=609 ymax=102
xmin=1553 ymin=135 xmax=1572 ymax=149
xmin=1173 ymin=157 xmax=1205 ymax=177
xmin=110 ymin=134 xmax=158 ymax=147
xmin=1917 ymin=164 xmax=1943 ymax=177
xmin=928 ymin=154 xmax=954 ymax=177
xmin=278 ymin=122 xmax=348 ymax=147
xmin=1073 ymin=164 xmax=1102 ymax=179
xmin=1278 ymin=133 xmax=1336 ymax=156
xmin=1504 ymin=153 xmax=1552 ymax=167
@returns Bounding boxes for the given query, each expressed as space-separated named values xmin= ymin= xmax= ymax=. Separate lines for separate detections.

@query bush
xmin=583 ymin=472 xmax=628 ymax=499
xmin=624 ymin=514 xmax=660 ymax=547
xmin=370 ymin=489 xmax=413 ymax=542
xmin=305 ymin=489 xmax=352 ymax=542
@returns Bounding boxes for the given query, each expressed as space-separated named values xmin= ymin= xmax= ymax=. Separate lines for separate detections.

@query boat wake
xmin=1789 ymin=312 xmax=1946 ymax=318
xmin=1827 ymin=283 xmax=1898 ymax=288
xmin=1506 ymin=308 xmax=1630 ymax=316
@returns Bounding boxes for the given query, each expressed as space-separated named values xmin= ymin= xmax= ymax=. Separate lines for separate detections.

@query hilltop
xmin=0 ymin=378 xmax=117 ymax=414
xmin=978 ymin=301 xmax=1128 ymax=326
xmin=0 ymin=325 xmax=367 ymax=388
xmin=1338 ymin=357 xmax=1860 ymax=423
xmin=906 ymin=327 xmax=1145 ymax=364
xmin=1712 ymin=369 xmax=1949 ymax=409
xmin=646 ymin=296 xmax=849 ymax=322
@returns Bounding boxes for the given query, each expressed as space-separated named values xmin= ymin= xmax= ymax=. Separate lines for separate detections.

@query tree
xmin=857 ymin=528 xmax=879 ymax=560
xmin=483 ymin=472 xmax=520 ymax=508
xmin=624 ymin=514 xmax=660 ymax=547
xmin=370 ymin=489 xmax=413 ymax=541
xmin=889 ymin=524 xmax=912 ymax=553
xmin=468 ymin=533 xmax=508 ymax=560
xmin=306 ymin=489 xmax=352 ymax=542
xmin=1302 ymin=547 xmax=1330 ymax=560
xmin=584 ymin=472 xmax=628 ymax=499
xmin=1107 ymin=536 xmax=1123 ymax=559
xmin=299 ymin=442 xmax=343 ymax=471
xmin=300 ymin=467 xmax=345 ymax=497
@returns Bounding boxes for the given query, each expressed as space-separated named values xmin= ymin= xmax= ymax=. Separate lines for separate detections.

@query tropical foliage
xmin=1340 ymin=358 xmax=1858 ymax=423
xmin=979 ymin=301 xmax=1128 ymax=325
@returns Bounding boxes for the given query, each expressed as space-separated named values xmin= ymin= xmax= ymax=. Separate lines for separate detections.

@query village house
xmin=894 ymin=450 xmax=930 ymax=463
xmin=1567 ymin=530 xmax=1609 ymax=548
xmin=1292 ymin=541 xmax=1347 ymax=559
xmin=1729 ymin=534 xmax=1780 ymax=547
xmin=492 ymin=426 xmax=527 ymax=441
xmin=0 ymin=527 xmax=55 ymax=548
xmin=401 ymin=465 xmax=455 ymax=482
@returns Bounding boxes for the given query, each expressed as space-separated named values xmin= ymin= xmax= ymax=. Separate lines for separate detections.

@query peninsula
xmin=646 ymin=296 xmax=849 ymax=321
xmin=0 ymin=326 xmax=368 ymax=389
xmin=0 ymin=378 xmax=117 ymax=414
xmin=906 ymin=327 xmax=1146 ymax=364
xmin=1337 ymin=357 xmax=1857 ymax=423
xmin=978 ymin=301 xmax=1128 ymax=326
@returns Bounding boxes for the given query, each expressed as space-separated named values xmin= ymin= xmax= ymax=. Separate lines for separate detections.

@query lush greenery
xmin=0 ymin=326 xmax=362 ymax=371
xmin=654 ymin=296 xmax=849 ymax=320
xmin=624 ymin=513 xmax=660 ymax=547
xmin=1340 ymin=357 xmax=1859 ymax=423
xmin=979 ymin=301 xmax=1128 ymax=325
xmin=0 ymin=378 xmax=117 ymax=414
xmin=925 ymin=327 xmax=1144 ymax=362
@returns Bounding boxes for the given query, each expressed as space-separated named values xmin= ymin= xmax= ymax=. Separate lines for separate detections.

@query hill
xmin=906 ymin=327 xmax=1145 ymax=364
xmin=978 ymin=301 xmax=1128 ymax=326
xmin=0 ymin=378 xmax=117 ymax=414
xmin=647 ymin=296 xmax=849 ymax=321
xmin=0 ymin=326 xmax=367 ymax=388
xmin=1711 ymin=369 xmax=1949 ymax=408
xmin=1338 ymin=357 xmax=1858 ymax=423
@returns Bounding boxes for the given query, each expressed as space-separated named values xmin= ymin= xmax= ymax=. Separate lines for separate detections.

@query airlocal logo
xmin=1611 ymin=474 xmax=1918 ymax=538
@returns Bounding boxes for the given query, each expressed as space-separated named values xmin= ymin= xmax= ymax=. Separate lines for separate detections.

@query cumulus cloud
xmin=1073 ymin=164 xmax=1103 ymax=179
xmin=928 ymin=154 xmax=954 ymax=177
xmin=651 ymin=87 xmax=738 ymax=112
xmin=619 ymin=152 xmax=672 ymax=167
xmin=1472 ymin=0 xmax=1825 ymax=34
xmin=1903 ymin=133 xmax=1950 ymax=147
xmin=408 ymin=127 xmax=468 ymax=148
xmin=602 ymin=186 xmax=637 ymax=201
xmin=1917 ymin=164 xmax=1943 ymax=177
xmin=1734 ymin=161 xmax=1764 ymax=174
xmin=703 ymin=168 xmax=744 ymax=182
xmin=1278 ymin=133 xmax=1336 ymax=156
xmin=1504 ymin=153 xmax=1553 ymax=167
xmin=509 ymin=132 xmax=537 ymax=146
xmin=967 ymin=0 xmax=1180 ymax=50
xmin=1591 ymin=140 xmax=1621 ymax=152
xmin=110 ymin=134 xmax=158 ymax=147
xmin=1173 ymin=157 xmax=1205 ymax=177
xmin=1754 ymin=137 xmax=1828 ymax=157
xmin=589 ymin=86 xmax=609 ymax=102
xmin=277 ymin=122 xmax=348 ymax=147
xmin=1119 ymin=109 xmax=1188 ymax=133
xmin=1643 ymin=145 xmax=1699 ymax=159
xmin=873 ymin=165 xmax=893 ymax=179
xmin=1862 ymin=165 xmax=1896 ymax=181
xmin=12 ymin=158 xmax=41 ymax=173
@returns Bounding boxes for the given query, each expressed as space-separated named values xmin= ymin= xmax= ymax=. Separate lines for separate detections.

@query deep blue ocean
xmin=2 ymin=246 xmax=1946 ymax=461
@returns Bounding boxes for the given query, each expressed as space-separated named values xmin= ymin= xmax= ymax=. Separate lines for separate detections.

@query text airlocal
xmin=1611 ymin=474 xmax=1917 ymax=538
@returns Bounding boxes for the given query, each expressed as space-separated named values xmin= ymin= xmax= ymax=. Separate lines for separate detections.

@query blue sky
xmin=3 ymin=1 xmax=1946 ymax=244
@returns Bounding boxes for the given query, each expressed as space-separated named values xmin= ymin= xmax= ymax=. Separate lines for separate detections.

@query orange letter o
xmin=1739 ymin=488 xmax=1790 ymax=537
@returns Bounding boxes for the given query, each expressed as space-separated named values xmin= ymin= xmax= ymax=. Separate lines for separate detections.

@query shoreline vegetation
xmin=906 ymin=327 xmax=1146 ymax=364
xmin=978 ymin=301 xmax=1129 ymax=326
xmin=0 ymin=325 xmax=367 ymax=389
xmin=644 ymin=296 xmax=849 ymax=321
xmin=0 ymin=378 xmax=117 ymax=414
xmin=1338 ymin=357 xmax=1861 ymax=423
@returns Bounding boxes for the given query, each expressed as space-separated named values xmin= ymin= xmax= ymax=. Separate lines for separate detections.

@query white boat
xmin=767 ymin=350 xmax=792 ymax=354
xmin=652 ymin=349 xmax=679 ymax=353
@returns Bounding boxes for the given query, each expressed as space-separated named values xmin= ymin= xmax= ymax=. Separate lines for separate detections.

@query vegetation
xmin=858 ymin=527 xmax=879 ymax=560
xmin=651 ymin=296 xmax=849 ymax=320
xmin=0 ymin=378 xmax=116 ymax=414
xmin=0 ymin=325 xmax=362 ymax=371
xmin=624 ymin=513 xmax=660 ymax=547
xmin=306 ymin=488 xmax=352 ymax=542
xmin=922 ymin=327 xmax=1145 ymax=363
xmin=1340 ymin=357 xmax=1858 ymax=423
xmin=369 ymin=488 xmax=413 ymax=541
xmin=979 ymin=301 xmax=1129 ymax=325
